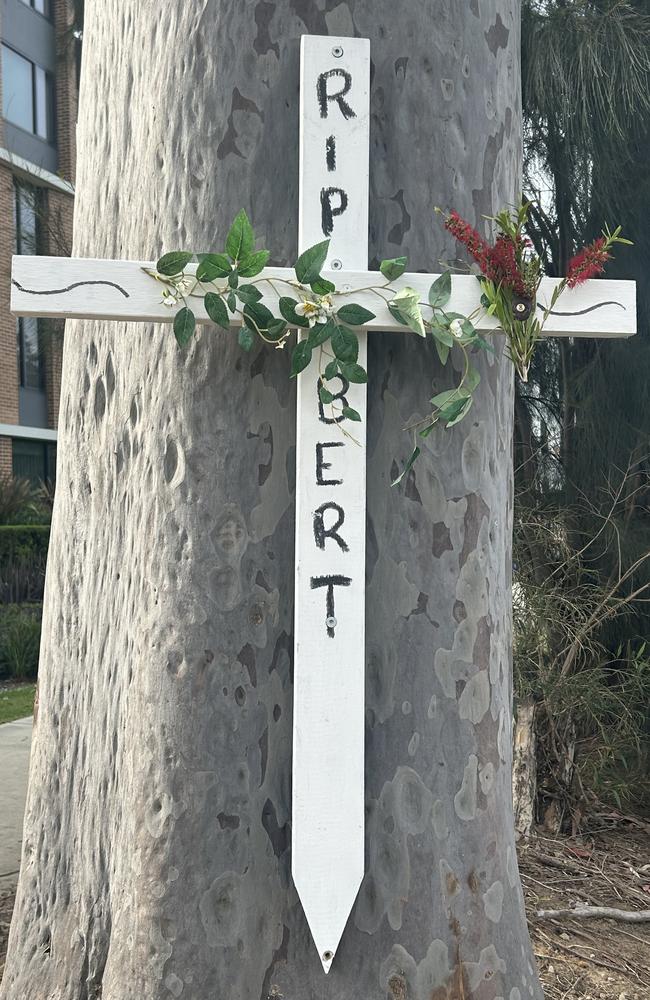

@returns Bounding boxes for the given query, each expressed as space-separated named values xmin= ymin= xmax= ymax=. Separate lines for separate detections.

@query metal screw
xmin=332 ymin=46 xmax=344 ymax=58
xmin=342 ymin=283 xmax=352 ymax=291
xmin=326 ymin=616 xmax=337 ymax=629
xmin=323 ymin=950 xmax=334 ymax=961
xmin=331 ymin=259 xmax=343 ymax=270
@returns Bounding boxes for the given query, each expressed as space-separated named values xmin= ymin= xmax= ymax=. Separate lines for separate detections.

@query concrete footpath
xmin=0 ymin=718 xmax=33 ymax=890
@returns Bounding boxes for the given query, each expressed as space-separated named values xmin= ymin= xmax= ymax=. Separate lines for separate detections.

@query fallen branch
xmin=536 ymin=904 xmax=650 ymax=923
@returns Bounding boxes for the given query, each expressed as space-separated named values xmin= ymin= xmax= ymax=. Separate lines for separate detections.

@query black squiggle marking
xmin=12 ymin=279 xmax=130 ymax=298
xmin=537 ymin=299 xmax=624 ymax=318
xmin=326 ymin=135 xmax=336 ymax=171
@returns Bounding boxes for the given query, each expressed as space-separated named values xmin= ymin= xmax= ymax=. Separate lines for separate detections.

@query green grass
xmin=0 ymin=684 xmax=35 ymax=724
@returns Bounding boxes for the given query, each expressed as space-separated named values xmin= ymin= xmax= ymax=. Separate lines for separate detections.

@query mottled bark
xmin=1 ymin=2 xmax=542 ymax=999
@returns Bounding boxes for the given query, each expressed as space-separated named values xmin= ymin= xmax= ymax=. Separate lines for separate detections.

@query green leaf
xmin=464 ymin=365 xmax=481 ymax=392
xmin=339 ymin=362 xmax=367 ymax=384
xmin=431 ymin=387 xmax=471 ymax=409
xmin=429 ymin=322 xmax=454 ymax=347
xmin=204 ymin=292 xmax=230 ymax=330
xmin=434 ymin=340 xmax=450 ymax=366
xmin=311 ymin=277 xmax=336 ymax=295
xmin=279 ymin=296 xmax=310 ymax=327
xmin=474 ymin=334 xmax=496 ymax=355
xmin=173 ymin=307 xmax=195 ymax=347
xmin=238 ymin=249 xmax=270 ymax=277
xmin=290 ymin=339 xmax=313 ymax=377
xmin=196 ymin=253 xmax=231 ymax=281
xmin=228 ymin=270 xmax=239 ymax=289
xmin=157 ymin=251 xmax=193 ymax=276
xmin=388 ymin=303 xmax=408 ymax=326
xmin=380 ymin=256 xmax=408 ymax=280
xmin=443 ymin=395 xmax=473 ymax=427
xmin=336 ymin=303 xmax=376 ymax=326
xmin=331 ymin=324 xmax=359 ymax=363
xmin=225 ymin=209 xmax=254 ymax=262
xmin=308 ymin=320 xmax=335 ymax=348
xmin=419 ymin=419 xmax=439 ymax=439
xmin=267 ymin=318 xmax=287 ymax=341
xmin=319 ymin=385 xmax=335 ymax=404
xmin=390 ymin=287 xmax=425 ymax=337
xmin=342 ymin=405 xmax=362 ymax=422
xmin=391 ymin=446 xmax=421 ymax=487
xmin=227 ymin=291 xmax=236 ymax=312
xmin=238 ymin=326 xmax=255 ymax=352
xmin=295 ymin=239 xmax=330 ymax=284
xmin=243 ymin=301 xmax=274 ymax=333
xmin=236 ymin=284 xmax=263 ymax=305
xmin=428 ymin=271 xmax=452 ymax=309
xmin=324 ymin=359 xmax=339 ymax=380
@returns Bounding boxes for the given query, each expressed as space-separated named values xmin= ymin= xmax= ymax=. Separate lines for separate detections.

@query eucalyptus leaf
xmin=464 ymin=365 xmax=481 ymax=392
xmin=380 ymin=256 xmax=408 ymax=280
xmin=431 ymin=387 xmax=471 ymax=409
xmin=238 ymin=249 xmax=270 ymax=277
xmin=443 ymin=395 xmax=473 ymax=426
xmin=342 ymin=405 xmax=362 ymax=422
xmin=157 ymin=251 xmax=193 ymax=276
xmin=204 ymin=292 xmax=230 ymax=330
xmin=428 ymin=271 xmax=452 ymax=309
xmin=238 ymin=326 xmax=255 ymax=352
xmin=319 ymin=386 xmax=335 ymax=404
xmin=429 ymin=322 xmax=454 ymax=347
xmin=227 ymin=291 xmax=236 ymax=312
xmin=173 ymin=307 xmax=195 ymax=347
xmin=336 ymin=303 xmax=376 ymax=326
xmin=331 ymin=324 xmax=359 ymax=364
xmin=267 ymin=318 xmax=288 ymax=341
xmin=196 ymin=253 xmax=231 ymax=281
xmin=228 ymin=270 xmax=239 ymax=289
xmin=391 ymin=445 xmax=421 ymax=487
xmin=279 ymin=296 xmax=310 ymax=327
xmin=290 ymin=339 xmax=313 ymax=377
xmin=434 ymin=340 xmax=450 ymax=366
xmin=225 ymin=209 xmax=254 ymax=262
xmin=295 ymin=239 xmax=330 ymax=284
xmin=324 ymin=359 xmax=339 ymax=380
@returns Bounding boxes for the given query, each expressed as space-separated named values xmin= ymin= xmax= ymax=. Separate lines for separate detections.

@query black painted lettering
xmin=314 ymin=502 xmax=349 ymax=552
xmin=316 ymin=69 xmax=356 ymax=120
xmin=316 ymin=441 xmax=344 ymax=486
xmin=326 ymin=135 xmax=336 ymax=171
xmin=318 ymin=375 xmax=350 ymax=425
xmin=320 ymin=187 xmax=348 ymax=237
xmin=310 ymin=574 xmax=352 ymax=637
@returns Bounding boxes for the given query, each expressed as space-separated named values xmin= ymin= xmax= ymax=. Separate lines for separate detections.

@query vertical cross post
xmin=293 ymin=34 xmax=370 ymax=971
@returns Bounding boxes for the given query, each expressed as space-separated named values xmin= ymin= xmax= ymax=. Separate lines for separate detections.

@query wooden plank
xmin=12 ymin=255 xmax=636 ymax=339
xmin=292 ymin=34 xmax=369 ymax=973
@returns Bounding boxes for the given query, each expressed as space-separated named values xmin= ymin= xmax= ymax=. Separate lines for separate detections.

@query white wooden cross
xmin=11 ymin=34 xmax=636 ymax=973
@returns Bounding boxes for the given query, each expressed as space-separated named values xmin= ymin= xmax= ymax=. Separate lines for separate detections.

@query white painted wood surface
xmin=292 ymin=35 xmax=369 ymax=973
xmin=12 ymin=256 xmax=637 ymax=339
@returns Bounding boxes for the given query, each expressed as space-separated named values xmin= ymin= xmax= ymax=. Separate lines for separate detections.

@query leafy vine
xmin=145 ymin=205 xmax=629 ymax=484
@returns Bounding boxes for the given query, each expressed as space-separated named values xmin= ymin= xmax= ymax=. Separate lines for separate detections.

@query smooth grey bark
xmin=1 ymin=1 xmax=542 ymax=999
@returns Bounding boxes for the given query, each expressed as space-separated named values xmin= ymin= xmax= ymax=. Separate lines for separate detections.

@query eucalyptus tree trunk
xmin=1 ymin=2 xmax=542 ymax=999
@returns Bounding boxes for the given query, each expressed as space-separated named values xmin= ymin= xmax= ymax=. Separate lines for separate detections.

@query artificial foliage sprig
xmin=438 ymin=202 xmax=631 ymax=382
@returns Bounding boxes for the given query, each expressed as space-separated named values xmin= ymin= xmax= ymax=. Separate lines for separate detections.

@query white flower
xmin=295 ymin=297 xmax=331 ymax=327
xmin=450 ymin=318 xmax=464 ymax=339
xmin=160 ymin=287 xmax=178 ymax=308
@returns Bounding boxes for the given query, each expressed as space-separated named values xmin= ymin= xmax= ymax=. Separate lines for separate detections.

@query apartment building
xmin=0 ymin=0 xmax=76 ymax=484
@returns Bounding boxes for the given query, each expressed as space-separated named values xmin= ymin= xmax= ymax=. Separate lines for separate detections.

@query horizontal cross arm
xmin=11 ymin=255 xmax=636 ymax=339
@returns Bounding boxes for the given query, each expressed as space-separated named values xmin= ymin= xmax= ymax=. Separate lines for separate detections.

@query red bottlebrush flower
xmin=484 ymin=235 xmax=528 ymax=297
xmin=444 ymin=211 xmax=490 ymax=269
xmin=566 ymin=237 xmax=610 ymax=287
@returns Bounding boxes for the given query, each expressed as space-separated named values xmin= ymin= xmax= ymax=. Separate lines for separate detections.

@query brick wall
xmin=53 ymin=0 xmax=77 ymax=185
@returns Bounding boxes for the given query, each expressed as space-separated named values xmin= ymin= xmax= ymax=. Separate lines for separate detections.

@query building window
xmin=1 ymin=44 xmax=55 ymax=140
xmin=18 ymin=0 xmax=51 ymax=16
xmin=12 ymin=440 xmax=56 ymax=486
xmin=14 ymin=182 xmax=46 ymax=391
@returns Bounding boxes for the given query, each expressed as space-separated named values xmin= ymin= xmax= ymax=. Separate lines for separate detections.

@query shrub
xmin=0 ymin=525 xmax=50 ymax=603
xmin=0 ymin=475 xmax=37 ymax=525
xmin=0 ymin=604 xmax=42 ymax=680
